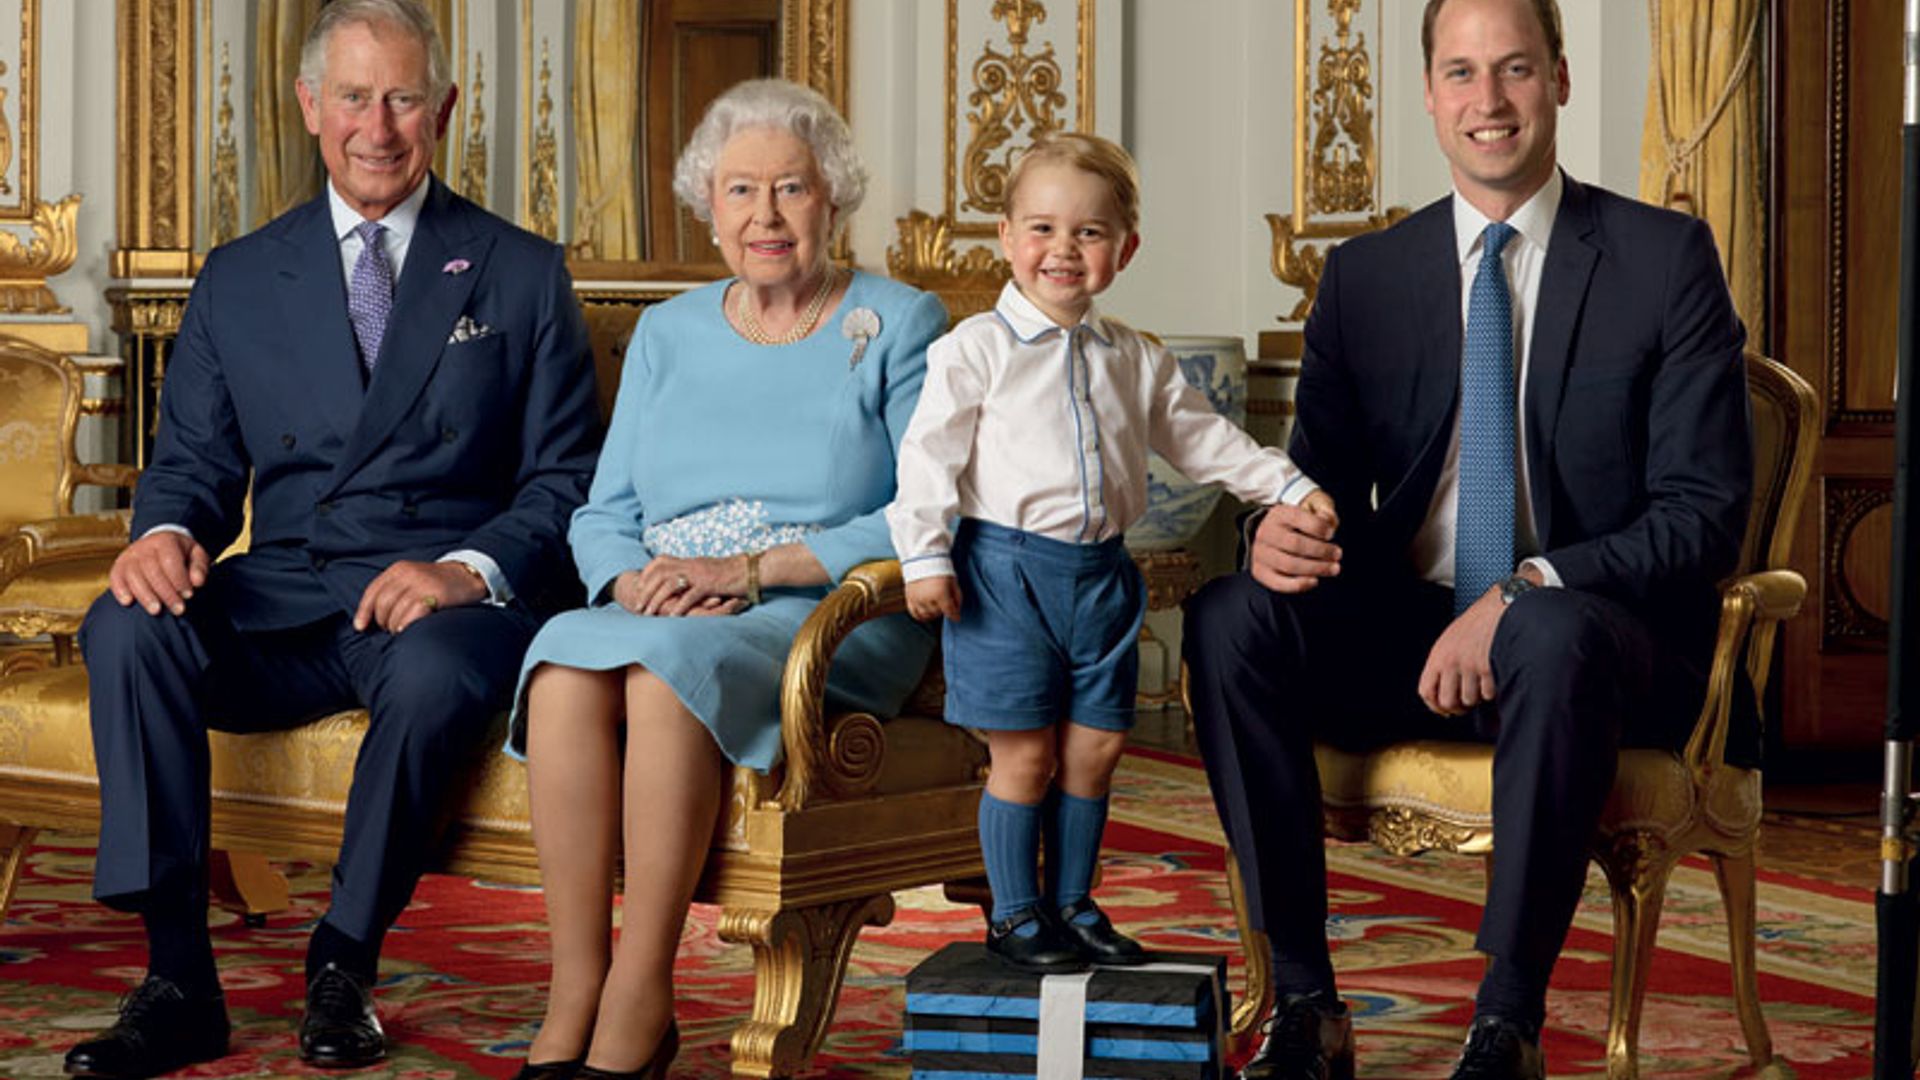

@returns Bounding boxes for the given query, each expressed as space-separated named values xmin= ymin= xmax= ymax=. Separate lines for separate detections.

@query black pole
xmin=1875 ymin=4 xmax=1920 ymax=1076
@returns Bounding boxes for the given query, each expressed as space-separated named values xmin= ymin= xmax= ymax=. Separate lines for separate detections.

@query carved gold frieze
xmin=1823 ymin=479 xmax=1893 ymax=646
xmin=528 ymin=38 xmax=559 ymax=241
xmin=1366 ymin=806 xmax=1482 ymax=856
xmin=0 ymin=194 xmax=79 ymax=314
xmin=945 ymin=0 xmax=1094 ymax=240
xmin=1268 ymin=0 xmax=1408 ymax=322
xmin=114 ymin=0 xmax=195 ymax=277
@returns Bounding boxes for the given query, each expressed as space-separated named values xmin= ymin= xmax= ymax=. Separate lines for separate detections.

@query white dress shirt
xmin=890 ymin=282 xmax=1317 ymax=583
xmin=149 ymin=177 xmax=510 ymax=605
xmin=1409 ymin=169 xmax=1564 ymax=590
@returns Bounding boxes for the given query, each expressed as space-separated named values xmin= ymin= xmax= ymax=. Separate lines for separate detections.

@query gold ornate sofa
xmin=1220 ymin=352 xmax=1815 ymax=1080
xmin=0 ymin=335 xmax=137 ymax=668
xmin=0 ymin=559 xmax=985 ymax=1080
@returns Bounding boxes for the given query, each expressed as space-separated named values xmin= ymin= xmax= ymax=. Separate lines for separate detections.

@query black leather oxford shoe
xmin=63 ymin=975 xmax=230 ymax=1079
xmin=1239 ymin=992 xmax=1355 ymax=1080
xmin=1449 ymin=1014 xmax=1545 ymax=1080
xmin=299 ymin=963 xmax=386 ymax=1068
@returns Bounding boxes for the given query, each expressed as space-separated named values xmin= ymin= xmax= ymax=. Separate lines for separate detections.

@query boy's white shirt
xmin=888 ymin=281 xmax=1318 ymax=583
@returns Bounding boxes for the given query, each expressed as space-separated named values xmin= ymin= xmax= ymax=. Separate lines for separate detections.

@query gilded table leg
xmin=718 ymin=894 xmax=895 ymax=1079
xmin=1595 ymin=830 xmax=1676 ymax=1080
xmin=209 ymin=850 xmax=290 ymax=923
xmin=1712 ymin=849 xmax=1781 ymax=1073
xmin=0 ymin=824 xmax=39 ymax=917
xmin=1226 ymin=853 xmax=1273 ymax=1040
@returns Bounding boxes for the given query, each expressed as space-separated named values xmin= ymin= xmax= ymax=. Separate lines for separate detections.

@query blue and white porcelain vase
xmin=1125 ymin=335 xmax=1251 ymax=552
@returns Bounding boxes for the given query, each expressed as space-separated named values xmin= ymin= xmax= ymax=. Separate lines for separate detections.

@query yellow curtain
xmin=571 ymin=0 xmax=643 ymax=260
xmin=1639 ymin=0 xmax=1766 ymax=334
xmin=252 ymin=0 xmax=325 ymax=227
xmin=424 ymin=0 xmax=454 ymax=179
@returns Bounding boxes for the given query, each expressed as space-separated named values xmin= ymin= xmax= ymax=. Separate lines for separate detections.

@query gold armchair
xmin=0 ymin=558 xmax=985 ymax=1079
xmin=1221 ymin=352 xmax=1815 ymax=1080
xmin=0 ymin=334 xmax=138 ymax=668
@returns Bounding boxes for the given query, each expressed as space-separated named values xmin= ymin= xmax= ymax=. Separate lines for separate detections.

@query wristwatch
xmin=1497 ymin=573 xmax=1537 ymax=606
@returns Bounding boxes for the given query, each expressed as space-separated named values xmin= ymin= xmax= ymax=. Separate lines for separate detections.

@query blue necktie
xmin=1455 ymin=221 xmax=1518 ymax=615
xmin=347 ymin=220 xmax=393 ymax=372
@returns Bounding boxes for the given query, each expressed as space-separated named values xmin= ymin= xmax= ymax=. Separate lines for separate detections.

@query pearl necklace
xmin=732 ymin=267 xmax=839 ymax=346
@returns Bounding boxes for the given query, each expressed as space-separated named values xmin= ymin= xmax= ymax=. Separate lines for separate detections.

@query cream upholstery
xmin=0 ymin=560 xmax=986 ymax=1080
xmin=1222 ymin=353 xmax=1814 ymax=1080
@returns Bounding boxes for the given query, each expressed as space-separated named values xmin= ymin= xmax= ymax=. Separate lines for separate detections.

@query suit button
xmin=442 ymin=427 xmax=458 ymax=444
xmin=317 ymin=501 xmax=332 ymax=516
xmin=281 ymin=433 xmax=296 ymax=449
xmin=401 ymin=503 xmax=418 ymax=518
xmin=313 ymin=556 xmax=328 ymax=569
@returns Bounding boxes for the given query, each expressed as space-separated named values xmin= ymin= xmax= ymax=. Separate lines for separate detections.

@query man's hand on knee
xmin=353 ymin=560 xmax=489 ymax=633
xmin=109 ymin=531 xmax=210 ymax=617
xmin=1418 ymin=588 xmax=1503 ymax=715
xmin=1247 ymin=502 xmax=1342 ymax=594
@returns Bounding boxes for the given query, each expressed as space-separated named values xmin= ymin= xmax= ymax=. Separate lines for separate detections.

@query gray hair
xmin=671 ymin=78 xmax=868 ymax=231
xmin=298 ymin=0 xmax=452 ymax=109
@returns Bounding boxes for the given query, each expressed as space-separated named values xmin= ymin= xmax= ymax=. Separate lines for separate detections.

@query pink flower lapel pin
xmin=442 ymin=258 xmax=472 ymax=276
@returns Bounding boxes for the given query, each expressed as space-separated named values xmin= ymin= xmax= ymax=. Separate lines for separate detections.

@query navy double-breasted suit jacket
xmin=130 ymin=177 xmax=602 ymax=629
xmin=1291 ymin=174 xmax=1754 ymax=748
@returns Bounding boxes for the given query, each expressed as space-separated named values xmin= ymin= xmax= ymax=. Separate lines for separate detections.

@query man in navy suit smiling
xmin=1185 ymin=1 xmax=1753 ymax=1077
xmin=67 ymin=2 xmax=599 ymax=1075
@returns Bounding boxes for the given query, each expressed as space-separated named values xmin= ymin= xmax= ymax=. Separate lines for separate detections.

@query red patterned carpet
xmin=0 ymin=748 xmax=1877 ymax=1078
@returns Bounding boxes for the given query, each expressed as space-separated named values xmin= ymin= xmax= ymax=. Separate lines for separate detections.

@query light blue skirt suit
xmin=507 ymin=272 xmax=946 ymax=771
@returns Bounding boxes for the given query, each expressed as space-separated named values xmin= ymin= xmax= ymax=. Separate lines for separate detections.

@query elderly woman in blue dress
xmin=508 ymin=79 xmax=946 ymax=1080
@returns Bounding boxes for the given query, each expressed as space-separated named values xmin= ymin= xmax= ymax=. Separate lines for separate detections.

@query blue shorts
xmin=942 ymin=519 xmax=1146 ymax=732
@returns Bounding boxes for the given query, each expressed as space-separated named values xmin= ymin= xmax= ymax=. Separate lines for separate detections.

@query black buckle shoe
xmin=1240 ymin=992 xmax=1354 ymax=1080
xmin=1057 ymin=897 xmax=1146 ymax=965
xmin=1449 ymin=1014 xmax=1545 ymax=1080
xmin=512 ymin=1057 xmax=586 ymax=1080
xmin=984 ymin=907 xmax=1088 ymax=973
xmin=63 ymin=975 xmax=230 ymax=1079
xmin=299 ymin=962 xmax=386 ymax=1068
xmin=576 ymin=1020 xmax=679 ymax=1080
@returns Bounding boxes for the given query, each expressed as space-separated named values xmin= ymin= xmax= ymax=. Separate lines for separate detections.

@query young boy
xmin=887 ymin=132 xmax=1337 ymax=972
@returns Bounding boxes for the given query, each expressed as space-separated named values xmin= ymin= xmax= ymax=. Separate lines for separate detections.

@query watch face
xmin=1499 ymin=575 xmax=1534 ymax=604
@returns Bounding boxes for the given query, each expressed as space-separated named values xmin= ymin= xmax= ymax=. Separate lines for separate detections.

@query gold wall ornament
xmin=459 ymin=52 xmax=489 ymax=207
xmin=115 ymin=0 xmax=196 ymax=278
xmin=528 ymin=39 xmax=559 ymax=241
xmin=886 ymin=210 xmax=1011 ymax=323
xmin=210 ymin=44 xmax=240 ymax=248
xmin=961 ymin=0 xmax=1066 ymax=217
xmin=943 ymin=0 xmax=1094 ymax=239
xmin=0 ymin=194 xmax=80 ymax=314
xmin=0 ymin=59 xmax=12 ymax=198
xmin=2 ymin=0 xmax=43 ymax=217
xmin=1265 ymin=0 xmax=1407 ymax=324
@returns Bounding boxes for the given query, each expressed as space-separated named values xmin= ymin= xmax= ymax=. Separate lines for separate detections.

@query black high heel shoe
xmin=576 ymin=1020 xmax=679 ymax=1080
xmin=511 ymin=1055 xmax=586 ymax=1080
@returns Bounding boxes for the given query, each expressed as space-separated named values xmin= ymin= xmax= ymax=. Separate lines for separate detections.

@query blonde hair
xmin=1003 ymin=132 xmax=1140 ymax=234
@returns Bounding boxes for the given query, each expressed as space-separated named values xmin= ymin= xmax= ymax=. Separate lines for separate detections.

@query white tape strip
xmin=1037 ymin=970 xmax=1095 ymax=1080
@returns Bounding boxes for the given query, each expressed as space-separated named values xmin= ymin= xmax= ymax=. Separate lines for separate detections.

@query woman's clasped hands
xmin=612 ymin=555 xmax=750 ymax=617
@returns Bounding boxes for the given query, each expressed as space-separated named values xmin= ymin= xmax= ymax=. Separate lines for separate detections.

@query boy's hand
xmin=906 ymin=576 xmax=963 ymax=622
xmin=1301 ymin=488 xmax=1339 ymax=529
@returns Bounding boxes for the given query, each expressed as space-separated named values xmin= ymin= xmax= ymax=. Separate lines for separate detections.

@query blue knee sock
xmin=1046 ymin=790 xmax=1109 ymax=922
xmin=979 ymin=792 xmax=1043 ymax=928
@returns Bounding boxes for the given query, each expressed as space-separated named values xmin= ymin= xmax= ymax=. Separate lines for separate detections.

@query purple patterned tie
xmin=347 ymin=220 xmax=393 ymax=372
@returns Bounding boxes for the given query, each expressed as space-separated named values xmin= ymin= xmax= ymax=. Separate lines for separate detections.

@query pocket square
xmin=448 ymin=315 xmax=496 ymax=344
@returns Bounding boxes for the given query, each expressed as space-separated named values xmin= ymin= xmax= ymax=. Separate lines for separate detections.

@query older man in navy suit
xmin=65 ymin=2 xmax=599 ymax=1076
xmin=1185 ymin=1 xmax=1753 ymax=1078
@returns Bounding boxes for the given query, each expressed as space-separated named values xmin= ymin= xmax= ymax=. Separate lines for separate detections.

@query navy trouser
xmin=1183 ymin=570 xmax=1704 ymax=978
xmin=79 ymin=583 xmax=537 ymax=944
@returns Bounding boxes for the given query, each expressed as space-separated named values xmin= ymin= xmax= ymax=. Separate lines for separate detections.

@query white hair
xmin=298 ymin=0 xmax=452 ymax=110
xmin=671 ymin=78 xmax=868 ymax=233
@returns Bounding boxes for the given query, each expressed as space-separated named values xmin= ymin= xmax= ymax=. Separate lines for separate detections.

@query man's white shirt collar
xmin=1452 ymin=168 xmax=1563 ymax=266
xmin=326 ymin=176 xmax=430 ymax=244
xmin=992 ymin=281 xmax=1115 ymax=347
